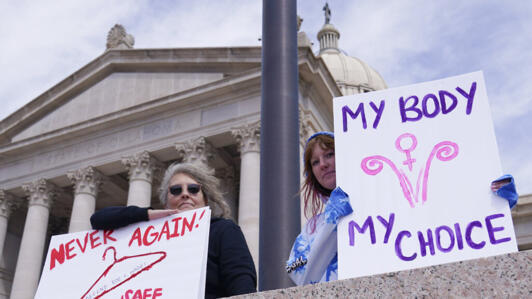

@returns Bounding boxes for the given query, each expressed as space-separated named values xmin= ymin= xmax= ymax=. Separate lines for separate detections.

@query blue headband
xmin=306 ymin=131 xmax=334 ymax=148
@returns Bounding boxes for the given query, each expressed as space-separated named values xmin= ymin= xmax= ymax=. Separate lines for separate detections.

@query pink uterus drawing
xmin=361 ymin=133 xmax=459 ymax=208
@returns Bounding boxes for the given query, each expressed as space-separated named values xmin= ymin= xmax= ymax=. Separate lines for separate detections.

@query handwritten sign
xmin=35 ymin=207 xmax=211 ymax=299
xmin=334 ymin=71 xmax=517 ymax=279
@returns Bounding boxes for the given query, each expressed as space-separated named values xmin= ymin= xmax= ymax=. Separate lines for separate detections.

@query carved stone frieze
xmin=231 ymin=121 xmax=261 ymax=154
xmin=122 ymin=151 xmax=163 ymax=183
xmin=21 ymin=179 xmax=57 ymax=209
xmin=67 ymin=166 xmax=105 ymax=197
xmin=175 ymin=137 xmax=215 ymax=166
xmin=0 ymin=190 xmax=21 ymax=218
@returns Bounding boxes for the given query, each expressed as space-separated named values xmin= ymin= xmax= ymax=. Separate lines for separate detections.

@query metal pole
xmin=259 ymin=0 xmax=301 ymax=291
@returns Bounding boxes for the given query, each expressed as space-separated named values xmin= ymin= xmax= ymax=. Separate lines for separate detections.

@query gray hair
xmin=158 ymin=162 xmax=231 ymax=218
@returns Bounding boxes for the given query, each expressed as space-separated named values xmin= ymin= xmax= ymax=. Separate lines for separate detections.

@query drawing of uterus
xmin=361 ymin=133 xmax=459 ymax=208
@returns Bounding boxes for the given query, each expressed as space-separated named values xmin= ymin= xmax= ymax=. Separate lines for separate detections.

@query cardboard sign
xmin=333 ymin=71 xmax=517 ymax=279
xmin=35 ymin=207 xmax=211 ymax=299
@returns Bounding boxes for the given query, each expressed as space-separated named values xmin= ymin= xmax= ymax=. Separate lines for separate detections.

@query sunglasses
xmin=169 ymin=184 xmax=201 ymax=196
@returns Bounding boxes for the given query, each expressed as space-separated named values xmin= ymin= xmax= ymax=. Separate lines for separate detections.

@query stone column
xmin=67 ymin=166 xmax=104 ymax=232
xmin=175 ymin=136 xmax=215 ymax=167
xmin=10 ymin=179 xmax=57 ymax=299
xmin=218 ymin=166 xmax=237 ymax=220
xmin=231 ymin=122 xmax=260 ymax=270
xmin=122 ymin=151 xmax=162 ymax=207
xmin=0 ymin=190 xmax=20 ymax=259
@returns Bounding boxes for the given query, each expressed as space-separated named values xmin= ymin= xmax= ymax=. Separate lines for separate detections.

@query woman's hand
xmin=148 ymin=209 xmax=179 ymax=221
xmin=491 ymin=177 xmax=512 ymax=192
xmin=491 ymin=174 xmax=518 ymax=209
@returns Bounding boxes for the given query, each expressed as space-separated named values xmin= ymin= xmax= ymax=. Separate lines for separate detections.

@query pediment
xmin=1 ymin=47 xmax=262 ymax=144
xmin=13 ymin=71 xmax=224 ymax=142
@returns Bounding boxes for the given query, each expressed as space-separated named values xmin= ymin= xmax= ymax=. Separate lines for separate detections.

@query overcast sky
xmin=1 ymin=0 xmax=531 ymax=194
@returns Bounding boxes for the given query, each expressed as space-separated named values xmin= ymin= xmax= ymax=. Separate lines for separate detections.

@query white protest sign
xmin=35 ymin=207 xmax=211 ymax=299
xmin=334 ymin=71 xmax=517 ymax=279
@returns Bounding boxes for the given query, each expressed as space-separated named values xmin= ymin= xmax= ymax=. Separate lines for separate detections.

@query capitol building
xmin=0 ymin=13 xmax=530 ymax=299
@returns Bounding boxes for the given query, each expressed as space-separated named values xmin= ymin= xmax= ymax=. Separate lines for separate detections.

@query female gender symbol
xmin=395 ymin=133 xmax=417 ymax=171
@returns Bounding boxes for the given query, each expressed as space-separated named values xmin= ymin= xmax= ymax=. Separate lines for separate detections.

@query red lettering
xmin=170 ymin=217 xmax=181 ymax=237
xmin=133 ymin=289 xmax=142 ymax=299
xmin=181 ymin=212 xmax=196 ymax=236
xmin=65 ymin=239 xmax=77 ymax=260
xmin=143 ymin=288 xmax=153 ymax=298
xmin=124 ymin=289 xmax=133 ymax=299
xmin=103 ymin=229 xmax=117 ymax=244
xmin=129 ymin=228 xmax=142 ymax=247
xmin=158 ymin=221 xmax=171 ymax=242
xmin=49 ymin=244 xmax=65 ymax=270
xmin=76 ymin=233 xmax=89 ymax=253
xmin=143 ymin=226 xmax=158 ymax=246
xmin=153 ymin=288 xmax=163 ymax=299
xmin=123 ymin=288 xmax=162 ymax=299
xmin=89 ymin=230 xmax=102 ymax=249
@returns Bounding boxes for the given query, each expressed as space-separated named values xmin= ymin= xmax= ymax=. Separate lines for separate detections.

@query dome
xmin=320 ymin=50 xmax=387 ymax=95
xmin=317 ymin=22 xmax=387 ymax=95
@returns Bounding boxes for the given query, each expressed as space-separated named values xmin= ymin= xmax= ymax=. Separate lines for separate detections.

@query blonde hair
xmin=158 ymin=162 xmax=231 ymax=218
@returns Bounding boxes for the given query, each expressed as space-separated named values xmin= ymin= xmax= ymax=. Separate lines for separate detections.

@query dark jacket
xmin=91 ymin=206 xmax=257 ymax=298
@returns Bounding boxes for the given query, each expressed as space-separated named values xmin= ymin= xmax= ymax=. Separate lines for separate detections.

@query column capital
xmin=122 ymin=151 xmax=163 ymax=183
xmin=175 ymin=137 xmax=215 ymax=166
xmin=231 ymin=121 xmax=261 ymax=154
xmin=67 ymin=166 xmax=105 ymax=197
xmin=21 ymin=179 xmax=57 ymax=209
xmin=0 ymin=190 xmax=21 ymax=218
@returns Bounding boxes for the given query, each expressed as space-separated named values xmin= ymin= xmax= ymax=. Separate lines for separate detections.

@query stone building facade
xmin=0 ymin=18 xmax=529 ymax=299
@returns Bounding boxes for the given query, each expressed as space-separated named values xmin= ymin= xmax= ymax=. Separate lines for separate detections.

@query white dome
xmin=317 ymin=22 xmax=387 ymax=95
xmin=320 ymin=50 xmax=387 ymax=95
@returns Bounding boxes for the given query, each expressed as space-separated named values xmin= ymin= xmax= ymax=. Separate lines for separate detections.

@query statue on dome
xmin=323 ymin=3 xmax=331 ymax=24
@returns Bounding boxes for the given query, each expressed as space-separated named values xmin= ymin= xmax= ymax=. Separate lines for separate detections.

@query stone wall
xmin=235 ymin=250 xmax=531 ymax=298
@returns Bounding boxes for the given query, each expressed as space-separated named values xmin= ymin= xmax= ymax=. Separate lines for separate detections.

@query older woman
xmin=286 ymin=131 xmax=518 ymax=286
xmin=91 ymin=162 xmax=256 ymax=298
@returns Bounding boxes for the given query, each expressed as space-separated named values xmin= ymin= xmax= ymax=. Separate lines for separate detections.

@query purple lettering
xmin=399 ymin=96 xmax=422 ymax=123
xmin=455 ymin=81 xmax=477 ymax=115
xmin=418 ymin=229 xmax=435 ymax=257
xmin=369 ymin=100 xmax=385 ymax=129
xmin=439 ymin=90 xmax=457 ymax=114
xmin=348 ymin=217 xmax=376 ymax=246
xmin=465 ymin=220 xmax=485 ymax=249
xmin=454 ymin=223 xmax=464 ymax=250
xmin=485 ymin=213 xmax=511 ymax=245
xmin=435 ymin=225 xmax=455 ymax=253
xmin=422 ymin=93 xmax=440 ymax=118
xmin=376 ymin=213 xmax=395 ymax=244
xmin=395 ymin=230 xmax=416 ymax=261
xmin=342 ymin=103 xmax=367 ymax=132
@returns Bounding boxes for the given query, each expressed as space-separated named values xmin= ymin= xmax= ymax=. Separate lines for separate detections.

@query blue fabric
xmin=286 ymin=187 xmax=352 ymax=286
xmin=324 ymin=187 xmax=353 ymax=224
xmin=492 ymin=174 xmax=518 ymax=209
